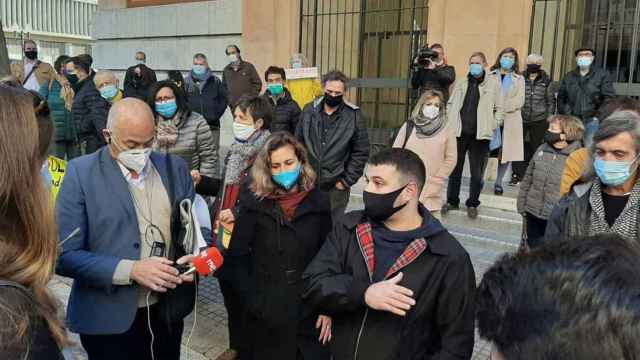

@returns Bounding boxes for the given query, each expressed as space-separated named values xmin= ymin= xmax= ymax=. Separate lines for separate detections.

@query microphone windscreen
xmin=193 ymin=247 xmax=224 ymax=276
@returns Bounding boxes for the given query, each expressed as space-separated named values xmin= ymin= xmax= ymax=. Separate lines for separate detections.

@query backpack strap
xmin=401 ymin=121 xmax=415 ymax=149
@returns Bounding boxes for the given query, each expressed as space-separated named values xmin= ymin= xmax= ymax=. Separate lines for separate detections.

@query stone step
xmin=446 ymin=222 xmax=521 ymax=252
xmin=440 ymin=206 xmax=523 ymax=239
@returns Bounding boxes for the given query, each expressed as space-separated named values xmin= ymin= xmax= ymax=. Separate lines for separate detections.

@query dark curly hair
xmin=477 ymin=234 xmax=640 ymax=359
xmin=147 ymin=80 xmax=190 ymax=118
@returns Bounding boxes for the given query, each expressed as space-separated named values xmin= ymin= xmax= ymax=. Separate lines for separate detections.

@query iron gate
xmin=529 ymin=0 xmax=640 ymax=96
xmin=299 ymin=0 xmax=429 ymax=148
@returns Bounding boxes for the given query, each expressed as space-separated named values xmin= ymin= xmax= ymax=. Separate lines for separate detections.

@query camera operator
xmin=411 ymin=44 xmax=456 ymax=101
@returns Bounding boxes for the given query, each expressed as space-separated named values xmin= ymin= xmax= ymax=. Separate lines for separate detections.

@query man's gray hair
xmin=93 ymin=70 xmax=117 ymax=86
xmin=527 ymin=53 xmax=544 ymax=63
xmin=592 ymin=110 xmax=640 ymax=156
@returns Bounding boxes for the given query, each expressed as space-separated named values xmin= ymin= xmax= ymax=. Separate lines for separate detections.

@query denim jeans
xmin=584 ymin=118 xmax=599 ymax=148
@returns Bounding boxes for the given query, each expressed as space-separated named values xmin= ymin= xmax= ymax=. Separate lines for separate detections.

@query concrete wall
xmin=93 ymin=0 xmax=242 ymax=72
xmin=427 ymin=0 xmax=533 ymax=79
xmin=241 ymin=0 xmax=301 ymax=87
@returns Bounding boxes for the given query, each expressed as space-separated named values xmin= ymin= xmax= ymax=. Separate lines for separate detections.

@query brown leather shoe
xmin=215 ymin=349 xmax=238 ymax=360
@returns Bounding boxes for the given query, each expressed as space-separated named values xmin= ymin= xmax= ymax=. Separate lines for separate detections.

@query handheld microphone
xmin=180 ymin=247 xmax=224 ymax=276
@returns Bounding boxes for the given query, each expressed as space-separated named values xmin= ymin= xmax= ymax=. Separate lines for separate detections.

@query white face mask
xmin=118 ymin=148 xmax=151 ymax=173
xmin=233 ymin=122 xmax=256 ymax=141
xmin=228 ymin=54 xmax=239 ymax=63
xmin=421 ymin=104 xmax=440 ymax=119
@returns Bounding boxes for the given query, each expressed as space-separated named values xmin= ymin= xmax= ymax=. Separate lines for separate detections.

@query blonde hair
xmin=410 ymin=89 xmax=446 ymax=120
xmin=548 ymin=114 xmax=585 ymax=142
xmin=250 ymin=132 xmax=317 ymax=197
xmin=0 ymin=85 xmax=68 ymax=350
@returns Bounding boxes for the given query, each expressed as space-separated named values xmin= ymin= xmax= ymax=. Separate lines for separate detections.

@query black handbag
xmin=156 ymin=155 xmax=198 ymax=325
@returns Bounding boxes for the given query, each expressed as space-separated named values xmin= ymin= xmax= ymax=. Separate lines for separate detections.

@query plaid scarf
xmin=156 ymin=112 xmax=182 ymax=148
xmin=589 ymin=180 xmax=640 ymax=241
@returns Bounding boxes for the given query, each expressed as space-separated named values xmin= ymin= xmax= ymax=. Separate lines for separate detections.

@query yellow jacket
xmin=47 ymin=156 xmax=67 ymax=202
xmin=559 ymin=148 xmax=590 ymax=197
xmin=287 ymin=78 xmax=323 ymax=109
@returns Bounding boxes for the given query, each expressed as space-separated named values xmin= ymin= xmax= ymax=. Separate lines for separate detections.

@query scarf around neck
xmin=412 ymin=110 xmax=447 ymax=138
xmin=589 ymin=179 xmax=640 ymax=241
xmin=225 ymin=130 xmax=270 ymax=185
xmin=268 ymin=187 xmax=312 ymax=221
xmin=156 ymin=111 xmax=183 ymax=148
xmin=501 ymin=71 xmax=513 ymax=96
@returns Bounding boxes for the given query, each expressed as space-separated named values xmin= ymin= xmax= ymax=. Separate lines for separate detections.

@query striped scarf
xmin=589 ymin=180 xmax=640 ymax=241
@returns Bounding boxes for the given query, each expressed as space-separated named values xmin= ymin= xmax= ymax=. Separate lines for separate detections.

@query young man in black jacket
xmin=68 ymin=55 xmax=109 ymax=154
xmin=303 ymin=148 xmax=476 ymax=360
xmin=558 ymin=47 xmax=615 ymax=147
xmin=261 ymin=66 xmax=301 ymax=134
xmin=296 ymin=70 xmax=370 ymax=220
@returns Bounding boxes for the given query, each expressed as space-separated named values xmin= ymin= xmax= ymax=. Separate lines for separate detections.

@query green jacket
xmin=39 ymin=80 xmax=77 ymax=142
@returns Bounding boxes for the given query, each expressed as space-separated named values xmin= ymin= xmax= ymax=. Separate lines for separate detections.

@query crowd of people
xmin=1 ymin=36 xmax=640 ymax=360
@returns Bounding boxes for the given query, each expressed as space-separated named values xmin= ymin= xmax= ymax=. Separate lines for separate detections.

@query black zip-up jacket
xmin=522 ymin=70 xmax=555 ymax=123
xmin=185 ymin=71 xmax=228 ymax=128
xmin=302 ymin=207 xmax=476 ymax=360
xmin=411 ymin=65 xmax=456 ymax=100
xmin=296 ymin=98 xmax=370 ymax=190
xmin=261 ymin=88 xmax=302 ymax=134
xmin=71 ymin=72 xmax=109 ymax=143
xmin=123 ymin=64 xmax=157 ymax=100
xmin=558 ymin=67 xmax=615 ymax=120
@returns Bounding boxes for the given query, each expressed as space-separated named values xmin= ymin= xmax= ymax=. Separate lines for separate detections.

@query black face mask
xmin=544 ymin=131 xmax=563 ymax=145
xmin=324 ymin=93 xmax=343 ymax=108
xmin=24 ymin=51 xmax=38 ymax=60
xmin=527 ymin=64 xmax=542 ymax=73
xmin=363 ymin=185 xmax=408 ymax=222
xmin=66 ymin=74 xmax=79 ymax=86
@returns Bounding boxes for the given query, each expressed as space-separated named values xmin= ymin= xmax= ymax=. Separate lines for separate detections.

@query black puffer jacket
xmin=296 ymin=98 xmax=370 ymax=190
xmin=411 ymin=65 xmax=456 ymax=100
xmin=303 ymin=207 xmax=476 ymax=360
xmin=72 ymin=73 xmax=109 ymax=143
xmin=558 ymin=67 xmax=615 ymax=120
xmin=522 ymin=70 xmax=555 ymax=123
xmin=261 ymin=88 xmax=301 ymax=134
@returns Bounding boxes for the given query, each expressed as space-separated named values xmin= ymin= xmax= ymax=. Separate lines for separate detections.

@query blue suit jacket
xmin=56 ymin=147 xmax=196 ymax=335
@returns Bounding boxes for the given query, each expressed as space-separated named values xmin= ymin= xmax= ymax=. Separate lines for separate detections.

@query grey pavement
xmin=50 ymin=177 xmax=520 ymax=360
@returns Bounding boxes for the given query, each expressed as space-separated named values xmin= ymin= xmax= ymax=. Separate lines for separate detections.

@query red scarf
xmin=268 ymin=188 xmax=311 ymax=221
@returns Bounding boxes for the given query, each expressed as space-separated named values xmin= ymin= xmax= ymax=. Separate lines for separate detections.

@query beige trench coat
xmin=488 ymin=70 xmax=525 ymax=163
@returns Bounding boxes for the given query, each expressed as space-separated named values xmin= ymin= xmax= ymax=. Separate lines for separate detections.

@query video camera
xmin=415 ymin=45 xmax=440 ymax=67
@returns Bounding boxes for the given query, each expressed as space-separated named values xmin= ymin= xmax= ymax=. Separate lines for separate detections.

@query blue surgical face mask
xmin=594 ymin=157 xmax=639 ymax=187
xmin=272 ymin=163 xmax=302 ymax=190
xmin=577 ymin=56 xmax=593 ymax=69
xmin=155 ymin=100 xmax=178 ymax=119
xmin=99 ymin=84 xmax=119 ymax=102
xmin=469 ymin=63 xmax=484 ymax=77
xmin=500 ymin=56 xmax=515 ymax=71
xmin=192 ymin=64 xmax=207 ymax=76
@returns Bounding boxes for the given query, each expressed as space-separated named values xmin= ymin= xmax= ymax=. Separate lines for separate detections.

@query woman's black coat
xmin=224 ymin=187 xmax=332 ymax=360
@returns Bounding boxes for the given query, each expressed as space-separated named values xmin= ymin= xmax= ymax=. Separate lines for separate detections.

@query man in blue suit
xmin=56 ymin=98 xmax=198 ymax=360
